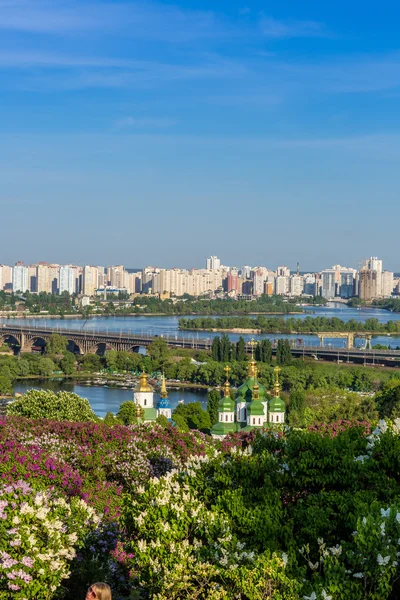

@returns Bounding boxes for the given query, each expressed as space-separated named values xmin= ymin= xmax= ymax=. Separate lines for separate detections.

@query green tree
xmin=147 ymin=337 xmax=170 ymax=369
xmin=236 ymin=337 xmax=246 ymax=361
xmin=276 ymin=339 xmax=292 ymax=365
xmin=172 ymin=402 xmax=211 ymax=432
xmin=220 ymin=334 xmax=230 ymax=363
xmin=45 ymin=334 xmax=68 ymax=356
xmin=0 ymin=374 xmax=13 ymax=396
xmin=207 ymin=389 xmax=221 ymax=427
xmin=37 ymin=357 xmax=56 ymax=376
xmin=117 ymin=401 xmax=138 ymax=426
xmin=156 ymin=414 xmax=170 ymax=427
xmin=103 ymin=411 xmax=120 ymax=426
xmin=61 ymin=352 xmax=76 ymax=375
xmin=212 ymin=337 xmax=221 ymax=361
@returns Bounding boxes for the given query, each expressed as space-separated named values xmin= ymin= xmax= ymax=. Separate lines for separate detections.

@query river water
xmin=2 ymin=303 xmax=400 ymax=348
xmin=13 ymin=380 xmax=208 ymax=418
xmin=7 ymin=304 xmax=400 ymax=416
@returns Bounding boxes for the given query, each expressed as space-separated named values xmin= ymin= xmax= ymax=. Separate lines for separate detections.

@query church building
xmin=211 ymin=351 xmax=286 ymax=438
xmin=133 ymin=371 xmax=172 ymax=422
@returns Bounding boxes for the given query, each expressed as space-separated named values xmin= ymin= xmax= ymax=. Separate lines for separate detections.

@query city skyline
xmin=2 ymin=0 xmax=400 ymax=266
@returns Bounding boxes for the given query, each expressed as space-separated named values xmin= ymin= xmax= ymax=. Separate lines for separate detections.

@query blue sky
xmin=1 ymin=0 xmax=400 ymax=270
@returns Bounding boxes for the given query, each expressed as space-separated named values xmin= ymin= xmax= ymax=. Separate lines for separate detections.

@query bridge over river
xmin=1 ymin=325 xmax=400 ymax=368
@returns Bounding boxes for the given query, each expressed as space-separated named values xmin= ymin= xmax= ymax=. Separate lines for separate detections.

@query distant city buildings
xmin=0 ymin=254 xmax=397 ymax=302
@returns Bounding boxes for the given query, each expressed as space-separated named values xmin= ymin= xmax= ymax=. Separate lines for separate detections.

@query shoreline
xmin=0 ymin=310 xmax=303 ymax=319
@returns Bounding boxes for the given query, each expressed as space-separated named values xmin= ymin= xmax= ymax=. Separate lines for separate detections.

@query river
xmin=2 ymin=303 xmax=400 ymax=348
xmin=13 ymin=380 xmax=208 ymax=418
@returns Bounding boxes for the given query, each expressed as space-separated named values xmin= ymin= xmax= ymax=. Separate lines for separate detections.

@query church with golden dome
xmin=211 ymin=349 xmax=286 ymax=438
xmin=134 ymin=371 xmax=172 ymax=422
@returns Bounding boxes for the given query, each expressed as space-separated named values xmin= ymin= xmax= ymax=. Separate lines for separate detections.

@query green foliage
xmin=45 ymin=333 xmax=68 ymax=355
xmin=156 ymin=413 xmax=170 ymax=427
xmin=7 ymin=389 xmax=97 ymax=421
xmin=375 ymin=379 xmax=400 ymax=419
xmin=276 ymin=340 xmax=292 ymax=365
xmin=60 ymin=351 xmax=76 ymax=375
xmin=146 ymin=337 xmax=170 ymax=368
xmin=207 ymin=389 xmax=221 ymax=426
xmin=0 ymin=374 xmax=13 ymax=395
xmin=117 ymin=401 xmax=138 ymax=426
xmin=103 ymin=411 xmax=120 ymax=426
xmin=172 ymin=401 xmax=211 ymax=432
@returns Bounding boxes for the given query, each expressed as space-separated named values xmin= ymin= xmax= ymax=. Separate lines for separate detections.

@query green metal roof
xmin=143 ymin=407 xmax=158 ymax=421
xmin=269 ymin=397 xmax=286 ymax=412
xmin=211 ymin=420 xmax=236 ymax=436
xmin=236 ymin=378 xmax=267 ymax=402
xmin=218 ymin=396 xmax=235 ymax=412
xmin=247 ymin=399 xmax=265 ymax=416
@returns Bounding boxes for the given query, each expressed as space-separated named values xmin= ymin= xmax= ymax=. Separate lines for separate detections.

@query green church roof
xmin=218 ymin=396 xmax=235 ymax=412
xmin=269 ymin=397 xmax=286 ymax=412
xmin=236 ymin=377 xmax=267 ymax=402
xmin=211 ymin=420 xmax=236 ymax=436
xmin=143 ymin=407 xmax=158 ymax=421
xmin=247 ymin=399 xmax=265 ymax=416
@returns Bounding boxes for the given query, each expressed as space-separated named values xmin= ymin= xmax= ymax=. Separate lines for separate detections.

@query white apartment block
xmin=12 ymin=264 xmax=29 ymax=293
xmin=206 ymin=256 xmax=221 ymax=270
xmin=381 ymin=271 xmax=394 ymax=298
xmin=289 ymin=275 xmax=304 ymax=296
xmin=274 ymin=276 xmax=289 ymax=295
xmin=59 ymin=266 xmax=76 ymax=295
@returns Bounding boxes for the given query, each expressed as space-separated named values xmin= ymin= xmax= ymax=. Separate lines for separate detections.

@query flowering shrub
xmin=121 ymin=462 xmax=300 ymax=599
xmin=7 ymin=389 xmax=97 ymax=422
xmin=0 ymin=480 xmax=99 ymax=599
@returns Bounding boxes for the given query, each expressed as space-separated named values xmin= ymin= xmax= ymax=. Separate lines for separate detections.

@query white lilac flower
xmin=378 ymin=420 xmax=388 ymax=433
xmin=381 ymin=508 xmax=391 ymax=518
xmin=377 ymin=554 xmax=390 ymax=566
xmin=353 ymin=572 xmax=363 ymax=578
xmin=322 ymin=591 xmax=332 ymax=600
xmin=282 ymin=552 xmax=288 ymax=566
xmin=329 ymin=545 xmax=342 ymax=557
xmin=303 ymin=593 xmax=317 ymax=600
xmin=381 ymin=523 xmax=386 ymax=536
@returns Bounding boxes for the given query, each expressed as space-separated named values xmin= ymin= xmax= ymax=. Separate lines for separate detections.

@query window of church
xmin=258 ymin=418 xmax=261 ymax=424
xmin=144 ymin=399 xmax=147 ymax=406
xmin=225 ymin=415 xmax=228 ymax=422
xmin=276 ymin=415 xmax=279 ymax=422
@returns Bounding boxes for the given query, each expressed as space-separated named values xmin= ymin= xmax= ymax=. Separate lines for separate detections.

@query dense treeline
xmin=180 ymin=314 xmax=400 ymax=333
xmin=131 ymin=294 xmax=302 ymax=314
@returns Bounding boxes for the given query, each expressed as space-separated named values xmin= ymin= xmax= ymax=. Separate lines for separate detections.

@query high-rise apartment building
xmin=274 ymin=276 xmax=289 ymax=295
xmin=340 ymin=271 xmax=355 ymax=299
xmin=382 ymin=271 xmax=394 ymax=298
xmin=12 ymin=263 xmax=28 ymax=293
xmin=206 ymin=256 xmax=221 ymax=270
xmin=363 ymin=257 xmax=383 ymax=297
xmin=83 ymin=266 xmax=99 ymax=296
xmin=227 ymin=270 xmax=241 ymax=295
xmin=36 ymin=263 xmax=51 ymax=293
xmin=277 ymin=266 xmax=290 ymax=277
xmin=0 ymin=265 xmax=13 ymax=291
xmin=59 ymin=266 xmax=76 ymax=295
xmin=289 ymin=275 xmax=304 ymax=296
xmin=359 ymin=268 xmax=378 ymax=300
xmin=321 ymin=269 xmax=337 ymax=299
xmin=253 ymin=268 xmax=267 ymax=296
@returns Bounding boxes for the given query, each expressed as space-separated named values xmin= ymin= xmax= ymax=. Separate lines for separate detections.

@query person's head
xmin=86 ymin=582 xmax=112 ymax=600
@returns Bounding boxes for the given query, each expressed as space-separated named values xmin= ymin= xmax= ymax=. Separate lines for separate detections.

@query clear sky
xmin=1 ymin=0 xmax=400 ymax=271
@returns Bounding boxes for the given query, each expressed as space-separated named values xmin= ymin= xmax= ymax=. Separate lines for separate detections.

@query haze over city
xmin=2 ymin=0 xmax=400 ymax=269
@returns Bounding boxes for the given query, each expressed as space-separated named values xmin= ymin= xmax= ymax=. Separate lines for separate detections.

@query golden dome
xmin=135 ymin=371 xmax=153 ymax=393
